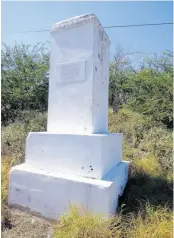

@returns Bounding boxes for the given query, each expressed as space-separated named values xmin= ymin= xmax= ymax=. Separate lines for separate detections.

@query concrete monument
xmin=8 ymin=14 xmax=129 ymax=220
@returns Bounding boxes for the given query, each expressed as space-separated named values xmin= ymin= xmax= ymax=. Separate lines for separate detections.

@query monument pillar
xmin=47 ymin=14 xmax=110 ymax=134
xmin=8 ymin=14 xmax=129 ymax=220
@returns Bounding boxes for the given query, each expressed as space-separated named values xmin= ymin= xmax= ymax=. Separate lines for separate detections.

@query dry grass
xmin=133 ymin=155 xmax=161 ymax=177
xmin=53 ymin=205 xmax=121 ymax=238
xmin=53 ymin=205 xmax=173 ymax=238
xmin=126 ymin=205 xmax=173 ymax=238
xmin=1 ymin=157 xmax=13 ymax=204
xmin=2 ymin=157 xmax=14 ymax=233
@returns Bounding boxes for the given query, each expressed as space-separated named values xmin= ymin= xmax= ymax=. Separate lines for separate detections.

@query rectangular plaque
xmin=56 ymin=60 xmax=86 ymax=84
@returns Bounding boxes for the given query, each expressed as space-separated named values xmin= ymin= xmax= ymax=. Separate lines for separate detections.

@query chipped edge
xmin=50 ymin=13 xmax=110 ymax=46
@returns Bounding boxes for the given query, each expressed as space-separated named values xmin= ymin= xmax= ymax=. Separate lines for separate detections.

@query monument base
xmin=8 ymin=162 xmax=129 ymax=220
xmin=25 ymin=132 xmax=122 ymax=179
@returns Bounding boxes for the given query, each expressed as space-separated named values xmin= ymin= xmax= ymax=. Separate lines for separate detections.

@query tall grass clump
xmin=53 ymin=205 xmax=173 ymax=238
xmin=53 ymin=205 xmax=122 ymax=238
xmin=1 ymin=157 xmax=13 ymax=204
xmin=1 ymin=157 xmax=14 ymax=230
xmin=126 ymin=205 xmax=173 ymax=238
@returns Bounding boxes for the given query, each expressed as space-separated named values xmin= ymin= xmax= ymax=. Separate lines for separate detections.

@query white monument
xmin=8 ymin=14 xmax=129 ymax=220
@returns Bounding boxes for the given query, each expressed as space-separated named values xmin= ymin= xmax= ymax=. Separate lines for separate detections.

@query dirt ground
xmin=2 ymin=207 xmax=54 ymax=238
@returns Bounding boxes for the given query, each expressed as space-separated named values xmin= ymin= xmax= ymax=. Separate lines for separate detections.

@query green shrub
xmin=109 ymin=51 xmax=173 ymax=128
xmin=1 ymin=43 xmax=49 ymax=126
xmin=109 ymin=108 xmax=151 ymax=147
xmin=2 ymin=123 xmax=27 ymax=163
xmin=108 ymin=109 xmax=172 ymax=176
xmin=2 ymin=111 xmax=47 ymax=163
xmin=138 ymin=127 xmax=173 ymax=175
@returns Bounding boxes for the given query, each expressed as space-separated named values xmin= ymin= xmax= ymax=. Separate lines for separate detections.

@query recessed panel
xmin=56 ymin=60 xmax=86 ymax=84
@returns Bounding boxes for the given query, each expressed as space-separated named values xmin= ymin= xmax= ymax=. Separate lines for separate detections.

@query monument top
xmin=51 ymin=13 xmax=110 ymax=46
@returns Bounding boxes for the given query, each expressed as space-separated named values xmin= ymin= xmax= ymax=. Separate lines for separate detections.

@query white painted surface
xmin=92 ymin=20 xmax=110 ymax=133
xmin=56 ymin=60 xmax=86 ymax=84
xmin=8 ymin=161 xmax=129 ymax=220
xmin=8 ymin=14 xmax=129 ymax=221
xmin=47 ymin=14 xmax=110 ymax=134
xmin=25 ymin=132 xmax=122 ymax=179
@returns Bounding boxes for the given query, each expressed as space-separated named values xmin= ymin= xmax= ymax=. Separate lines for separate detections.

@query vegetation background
xmin=1 ymin=43 xmax=173 ymax=238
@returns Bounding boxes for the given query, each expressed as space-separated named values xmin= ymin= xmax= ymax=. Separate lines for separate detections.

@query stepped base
xmin=25 ymin=132 xmax=122 ymax=179
xmin=8 ymin=162 xmax=129 ymax=220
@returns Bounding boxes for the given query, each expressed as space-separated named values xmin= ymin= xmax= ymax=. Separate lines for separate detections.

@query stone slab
xmin=25 ymin=132 xmax=122 ymax=179
xmin=8 ymin=161 xmax=129 ymax=220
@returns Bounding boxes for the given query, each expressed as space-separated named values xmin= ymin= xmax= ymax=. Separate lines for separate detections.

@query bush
xmin=2 ymin=111 xmax=47 ymax=163
xmin=109 ymin=51 xmax=173 ymax=128
xmin=1 ymin=43 xmax=49 ymax=126
xmin=128 ymin=52 xmax=173 ymax=128
xmin=2 ymin=123 xmax=27 ymax=164
xmin=138 ymin=127 xmax=173 ymax=175
xmin=108 ymin=109 xmax=172 ymax=176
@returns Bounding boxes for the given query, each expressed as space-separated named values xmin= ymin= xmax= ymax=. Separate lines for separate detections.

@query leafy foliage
xmin=109 ymin=46 xmax=134 ymax=112
xmin=127 ymin=52 xmax=173 ymax=128
xmin=109 ymin=49 xmax=173 ymax=128
xmin=1 ymin=43 xmax=49 ymax=125
xmin=2 ymin=43 xmax=172 ymax=128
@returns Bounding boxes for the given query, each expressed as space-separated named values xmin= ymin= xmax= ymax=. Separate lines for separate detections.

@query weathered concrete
xmin=25 ymin=132 xmax=122 ymax=179
xmin=47 ymin=13 xmax=110 ymax=134
xmin=8 ymin=14 xmax=129 ymax=220
xmin=8 ymin=162 xmax=129 ymax=220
